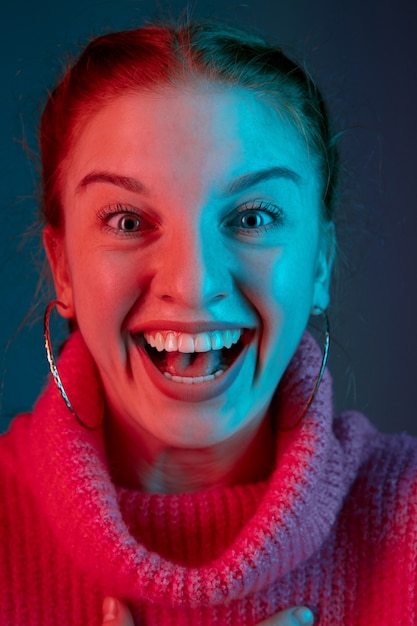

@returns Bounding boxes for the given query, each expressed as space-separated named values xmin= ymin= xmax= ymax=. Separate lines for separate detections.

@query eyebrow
xmin=75 ymin=165 xmax=301 ymax=196
xmin=225 ymin=166 xmax=302 ymax=195
xmin=76 ymin=171 xmax=150 ymax=195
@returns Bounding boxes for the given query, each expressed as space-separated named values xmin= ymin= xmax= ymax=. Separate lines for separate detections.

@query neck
xmin=104 ymin=410 xmax=276 ymax=494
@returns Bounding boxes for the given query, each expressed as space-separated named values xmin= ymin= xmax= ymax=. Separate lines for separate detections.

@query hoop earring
xmin=280 ymin=307 xmax=330 ymax=431
xmin=44 ymin=300 xmax=98 ymax=431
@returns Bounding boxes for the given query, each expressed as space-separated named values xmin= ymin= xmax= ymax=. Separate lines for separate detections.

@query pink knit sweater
xmin=1 ymin=331 xmax=417 ymax=625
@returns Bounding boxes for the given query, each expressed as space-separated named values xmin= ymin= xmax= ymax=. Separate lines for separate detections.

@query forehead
xmin=64 ymin=86 xmax=318 ymax=197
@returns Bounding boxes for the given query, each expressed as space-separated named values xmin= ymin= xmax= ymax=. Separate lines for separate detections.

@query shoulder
xmin=335 ymin=411 xmax=417 ymax=532
xmin=0 ymin=414 xmax=39 ymax=567
xmin=336 ymin=411 xmax=417 ymax=487
xmin=0 ymin=413 xmax=33 ymax=484
xmin=325 ymin=415 xmax=417 ymax=614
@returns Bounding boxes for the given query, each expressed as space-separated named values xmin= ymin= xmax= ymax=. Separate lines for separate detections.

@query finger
xmin=257 ymin=606 xmax=314 ymax=626
xmin=102 ymin=597 xmax=135 ymax=626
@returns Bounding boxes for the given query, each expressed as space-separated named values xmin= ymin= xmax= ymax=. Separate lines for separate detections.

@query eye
xmin=111 ymin=213 xmax=142 ymax=232
xmin=237 ymin=210 xmax=275 ymax=229
xmin=225 ymin=200 xmax=284 ymax=235
xmin=98 ymin=204 xmax=153 ymax=236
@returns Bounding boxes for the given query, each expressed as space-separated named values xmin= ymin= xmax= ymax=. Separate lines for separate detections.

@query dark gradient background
xmin=1 ymin=0 xmax=416 ymax=434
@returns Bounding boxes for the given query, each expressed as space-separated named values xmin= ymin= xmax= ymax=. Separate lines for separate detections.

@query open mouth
xmin=138 ymin=328 xmax=247 ymax=384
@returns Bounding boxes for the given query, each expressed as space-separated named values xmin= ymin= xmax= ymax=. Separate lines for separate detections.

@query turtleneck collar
xmin=28 ymin=330 xmax=368 ymax=607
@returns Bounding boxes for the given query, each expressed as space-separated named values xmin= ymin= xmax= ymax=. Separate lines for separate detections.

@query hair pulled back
xmin=40 ymin=20 xmax=339 ymax=230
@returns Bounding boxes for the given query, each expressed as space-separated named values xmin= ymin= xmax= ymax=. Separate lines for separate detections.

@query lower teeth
xmin=164 ymin=369 xmax=225 ymax=384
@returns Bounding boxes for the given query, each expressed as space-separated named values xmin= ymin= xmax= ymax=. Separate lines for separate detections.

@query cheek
xmin=68 ymin=248 xmax=142 ymax=330
xmin=235 ymin=245 xmax=315 ymax=316
xmin=237 ymin=245 xmax=317 ymax=356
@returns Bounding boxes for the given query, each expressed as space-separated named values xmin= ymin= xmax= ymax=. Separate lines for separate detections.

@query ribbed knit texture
xmin=1 ymin=331 xmax=417 ymax=625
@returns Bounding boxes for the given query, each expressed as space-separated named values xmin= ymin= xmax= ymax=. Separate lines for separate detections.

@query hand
xmin=257 ymin=606 xmax=314 ymax=625
xmin=101 ymin=597 xmax=314 ymax=626
xmin=102 ymin=598 xmax=134 ymax=626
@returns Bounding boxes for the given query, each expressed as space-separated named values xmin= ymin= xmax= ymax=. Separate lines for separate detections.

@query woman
xmin=0 ymin=19 xmax=416 ymax=626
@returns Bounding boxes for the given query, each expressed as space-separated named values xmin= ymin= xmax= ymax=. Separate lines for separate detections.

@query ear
xmin=43 ymin=225 xmax=75 ymax=319
xmin=312 ymin=221 xmax=336 ymax=312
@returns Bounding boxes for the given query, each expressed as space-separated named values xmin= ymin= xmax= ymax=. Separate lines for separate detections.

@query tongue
xmin=165 ymin=350 xmax=223 ymax=377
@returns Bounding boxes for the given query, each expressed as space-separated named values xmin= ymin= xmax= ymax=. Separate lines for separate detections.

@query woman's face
xmin=46 ymin=86 xmax=334 ymax=448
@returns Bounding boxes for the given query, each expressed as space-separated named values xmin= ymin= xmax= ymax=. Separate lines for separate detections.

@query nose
xmin=152 ymin=223 xmax=232 ymax=309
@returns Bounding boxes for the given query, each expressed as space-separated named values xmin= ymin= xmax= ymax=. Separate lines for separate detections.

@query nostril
xmin=157 ymin=289 xmax=229 ymax=305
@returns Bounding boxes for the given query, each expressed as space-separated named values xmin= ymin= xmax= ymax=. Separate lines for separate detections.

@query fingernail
xmin=102 ymin=597 xmax=118 ymax=623
xmin=293 ymin=606 xmax=314 ymax=625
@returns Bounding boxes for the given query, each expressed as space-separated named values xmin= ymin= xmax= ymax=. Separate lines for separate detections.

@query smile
xmin=141 ymin=328 xmax=245 ymax=384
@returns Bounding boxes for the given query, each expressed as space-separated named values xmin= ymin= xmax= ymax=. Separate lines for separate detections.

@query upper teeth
xmin=143 ymin=329 xmax=243 ymax=353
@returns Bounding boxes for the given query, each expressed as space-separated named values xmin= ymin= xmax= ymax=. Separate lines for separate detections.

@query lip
xmin=133 ymin=328 xmax=253 ymax=403
xmin=131 ymin=320 xmax=251 ymax=334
